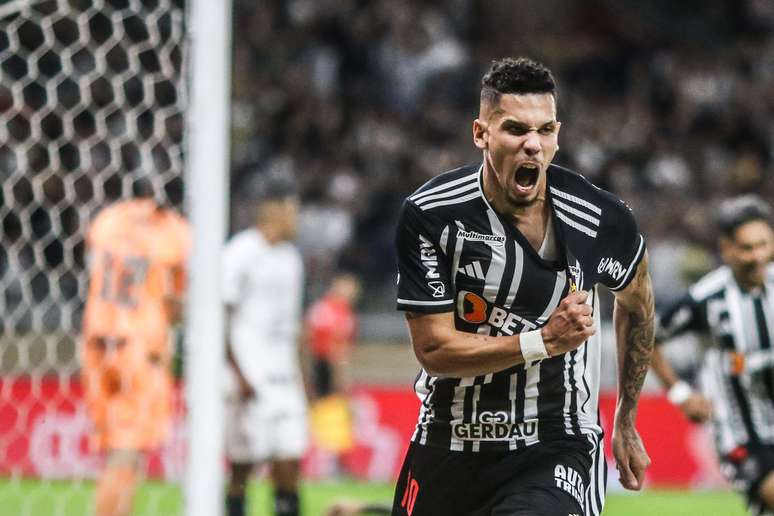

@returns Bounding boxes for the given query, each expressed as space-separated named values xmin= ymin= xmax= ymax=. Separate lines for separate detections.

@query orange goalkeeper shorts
xmin=82 ymin=336 xmax=173 ymax=452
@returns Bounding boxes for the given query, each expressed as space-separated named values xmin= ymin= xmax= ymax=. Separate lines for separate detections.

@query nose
xmin=523 ymin=131 xmax=541 ymax=156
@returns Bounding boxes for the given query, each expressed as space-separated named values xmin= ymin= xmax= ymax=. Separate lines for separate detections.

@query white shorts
xmin=224 ymin=384 xmax=309 ymax=463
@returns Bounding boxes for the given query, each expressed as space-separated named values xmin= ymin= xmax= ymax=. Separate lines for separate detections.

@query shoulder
xmin=88 ymin=201 xmax=132 ymax=242
xmin=688 ymin=266 xmax=732 ymax=302
xmin=398 ymin=164 xmax=482 ymax=232
xmin=548 ymin=164 xmax=634 ymax=224
xmin=404 ymin=164 xmax=481 ymax=212
xmin=225 ymin=229 xmax=262 ymax=256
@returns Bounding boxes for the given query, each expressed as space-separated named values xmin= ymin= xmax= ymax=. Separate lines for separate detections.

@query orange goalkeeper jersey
xmin=82 ymin=199 xmax=189 ymax=362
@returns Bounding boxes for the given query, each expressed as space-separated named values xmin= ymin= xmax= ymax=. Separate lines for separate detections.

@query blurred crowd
xmin=231 ymin=0 xmax=774 ymax=309
xmin=2 ymin=0 xmax=774 ymax=335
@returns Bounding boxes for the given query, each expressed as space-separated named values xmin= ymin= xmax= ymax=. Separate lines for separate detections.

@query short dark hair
xmin=481 ymin=57 xmax=557 ymax=108
xmin=716 ymin=195 xmax=772 ymax=238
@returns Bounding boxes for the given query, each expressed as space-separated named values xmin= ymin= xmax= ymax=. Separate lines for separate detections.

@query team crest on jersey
xmin=568 ymin=262 xmax=582 ymax=292
xmin=456 ymin=229 xmax=505 ymax=247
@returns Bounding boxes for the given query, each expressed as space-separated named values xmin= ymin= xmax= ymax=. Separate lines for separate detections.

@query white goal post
xmin=0 ymin=0 xmax=232 ymax=514
xmin=184 ymin=0 xmax=231 ymax=515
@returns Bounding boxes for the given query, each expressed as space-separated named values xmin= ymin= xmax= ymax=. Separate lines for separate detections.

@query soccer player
xmin=223 ymin=173 xmax=307 ymax=516
xmin=392 ymin=57 xmax=655 ymax=515
xmin=650 ymin=195 xmax=774 ymax=515
xmin=81 ymin=177 xmax=189 ymax=516
xmin=306 ymin=272 xmax=361 ymax=399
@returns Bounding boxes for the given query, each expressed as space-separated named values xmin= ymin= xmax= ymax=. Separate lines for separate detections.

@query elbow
xmin=412 ymin=337 xmax=448 ymax=377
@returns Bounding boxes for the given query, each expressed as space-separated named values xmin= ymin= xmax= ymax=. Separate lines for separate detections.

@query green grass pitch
xmin=0 ymin=479 xmax=750 ymax=515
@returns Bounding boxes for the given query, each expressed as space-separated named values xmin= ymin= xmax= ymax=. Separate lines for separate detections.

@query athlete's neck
xmin=482 ymin=165 xmax=550 ymax=251
xmin=257 ymin=223 xmax=286 ymax=245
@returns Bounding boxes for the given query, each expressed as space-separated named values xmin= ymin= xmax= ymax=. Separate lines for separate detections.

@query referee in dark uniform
xmin=392 ymin=57 xmax=655 ymax=516
xmin=652 ymin=196 xmax=774 ymax=516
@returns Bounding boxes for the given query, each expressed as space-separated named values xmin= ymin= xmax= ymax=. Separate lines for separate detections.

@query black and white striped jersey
xmin=395 ymin=163 xmax=645 ymax=453
xmin=658 ymin=265 xmax=774 ymax=457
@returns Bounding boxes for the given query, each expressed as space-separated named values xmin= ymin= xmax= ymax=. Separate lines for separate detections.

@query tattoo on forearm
xmin=617 ymin=256 xmax=655 ymax=421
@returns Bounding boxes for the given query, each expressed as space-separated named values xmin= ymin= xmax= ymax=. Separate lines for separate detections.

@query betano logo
xmin=456 ymin=291 xmax=537 ymax=333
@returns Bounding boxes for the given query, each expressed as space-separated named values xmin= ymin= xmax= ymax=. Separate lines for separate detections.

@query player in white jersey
xmin=223 ymin=173 xmax=308 ymax=516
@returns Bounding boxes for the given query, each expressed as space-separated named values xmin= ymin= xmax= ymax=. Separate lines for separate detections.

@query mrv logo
xmin=418 ymin=234 xmax=440 ymax=279
xmin=597 ymin=256 xmax=627 ymax=282
xmin=452 ymin=412 xmax=537 ymax=441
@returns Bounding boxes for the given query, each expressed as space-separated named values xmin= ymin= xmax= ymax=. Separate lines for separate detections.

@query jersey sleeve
xmin=656 ymin=293 xmax=707 ymax=341
xmin=222 ymin=235 xmax=247 ymax=307
xmin=395 ymin=199 xmax=454 ymax=313
xmin=596 ymin=195 xmax=646 ymax=292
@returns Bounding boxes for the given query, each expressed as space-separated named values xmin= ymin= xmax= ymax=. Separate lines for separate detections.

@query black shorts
xmin=721 ymin=443 xmax=774 ymax=515
xmin=391 ymin=435 xmax=605 ymax=516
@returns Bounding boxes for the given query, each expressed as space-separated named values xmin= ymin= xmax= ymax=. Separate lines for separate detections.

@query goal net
xmin=0 ymin=0 xmax=188 ymax=513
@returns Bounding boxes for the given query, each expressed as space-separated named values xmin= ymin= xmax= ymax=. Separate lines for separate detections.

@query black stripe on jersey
xmin=722 ymin=332 xmax=761 ymax=444
xmin=414 ymin=372 xmax=434 ymax=444
xmin=475 ymin=229 xmax=520 ymax=452
xmin=567 ymin=349 xmax=581 ymax=435
xmin=753 ymin=296 xmax=774 ymax=405
xmin=579 ymin=291 xmax=594 ymax=416
xmin=427 ymin=378 xmax=458 ymax=448
xmin=536 ymin=354 xmax=571 ymax=440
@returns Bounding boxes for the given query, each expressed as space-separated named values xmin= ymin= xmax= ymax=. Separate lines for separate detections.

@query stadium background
xmin=1 ymin=0 xmax=774 ymax=514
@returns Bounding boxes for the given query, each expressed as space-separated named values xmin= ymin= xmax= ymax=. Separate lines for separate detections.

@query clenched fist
xmin=541 ymin=290 xmax=596 ymax=356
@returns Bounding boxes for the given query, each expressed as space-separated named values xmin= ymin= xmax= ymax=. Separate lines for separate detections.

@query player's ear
xmin=473 ymin=119 xmax=488 ymax=150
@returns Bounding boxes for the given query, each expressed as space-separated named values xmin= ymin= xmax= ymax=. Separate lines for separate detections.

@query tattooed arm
xmin=610 ymin=251 xmax=655 ymax=491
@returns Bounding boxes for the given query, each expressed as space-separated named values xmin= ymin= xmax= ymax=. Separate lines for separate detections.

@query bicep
xmin=405 ymin=311 xmax=456 ymax=354
xmin=613 ymin=251 xmax=654 ymax=316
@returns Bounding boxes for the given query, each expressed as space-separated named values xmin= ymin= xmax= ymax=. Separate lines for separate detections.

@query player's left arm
xmin=611 ymin=251 xmax=655 ymax=491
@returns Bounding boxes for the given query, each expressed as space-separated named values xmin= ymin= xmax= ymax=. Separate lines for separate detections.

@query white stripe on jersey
xmin=581 ymin=290 xmax=603 ymax=429
xmin=419 ymin=191 xmax=482 ymax=211
xmin=397 ymin=298 xmax=453 ymax=306
xmin=549 ymin=186 xmax=602 ymax=215
xmin=555 ymin=211 xmax=598 ymax=238
xmin=409 ymin=171 xmax=478 ymax=202
xmin=505 ymin=243 xmax=524 ymax=307
xmin=520 ymin=362 xmax=541 ymax=448
xmin=553 ymin=198 xmax=601 ymax=226
xmin=439 ymin=225 xmax=449 ymax=255
xmin=689 ymin=266 xmax=730 ymax=301
xmin=702 ymin=350 xmax=743 ymax=453
xmin=413 ymin=181 xmax=479 ymax=207
xmin=584 ymin=431 xmax=606 ymax=516
xmin=483 ymin=210 xmax=507 ymax=303
xmin=610 ymin=234 xmax=645 ymax=291
xmin=536 ymin=271 xmax=567 ymax=326
xmin=451 ymin=221 xmax=466 ymax=292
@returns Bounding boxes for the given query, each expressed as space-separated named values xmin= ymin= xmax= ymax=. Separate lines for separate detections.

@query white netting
xmin=0 ymin=0 xmax=186 ymax=513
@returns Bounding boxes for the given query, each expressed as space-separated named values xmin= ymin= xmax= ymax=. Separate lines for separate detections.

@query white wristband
xmin=667 ymin=381 xmax=693 ymax=405
xmin=520 ymin=329 xmax=549 ymax=362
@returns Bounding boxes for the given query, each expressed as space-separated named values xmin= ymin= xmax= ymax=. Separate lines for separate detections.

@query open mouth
xmin=513 ymin=163 xmax=540 ymax=192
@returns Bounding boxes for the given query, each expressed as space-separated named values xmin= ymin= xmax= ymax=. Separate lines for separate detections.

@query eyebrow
xmin=500 ymin=119 xmax=557 ymax=130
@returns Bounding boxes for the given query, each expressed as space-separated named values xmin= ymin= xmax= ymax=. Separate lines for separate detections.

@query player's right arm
xmin=222 ymin=234 xmax=256 ymax=400
xmin=225 ymin=305 xmax=255 ymax=400
xmin=406 ymin=291 xmax=596 ymax=377
xmin=650 ymin=294 xmax=712 ymax=422
xmin=395 ymin=199 xmax=594 ymax=378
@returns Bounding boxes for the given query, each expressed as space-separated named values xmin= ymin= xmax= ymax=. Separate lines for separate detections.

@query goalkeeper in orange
xmin=80 ymin=177 xmax=189 ymax=516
